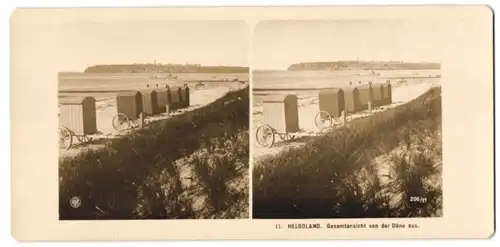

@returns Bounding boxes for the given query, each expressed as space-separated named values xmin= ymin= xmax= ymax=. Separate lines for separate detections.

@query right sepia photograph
xmin=252 ymin=20 xmax=443 ymax=219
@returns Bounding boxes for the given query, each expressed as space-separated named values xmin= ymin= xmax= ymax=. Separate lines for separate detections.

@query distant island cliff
xmin=287 ymin=61 xmax=441 ymax=71
xmin=84 ymin=63 xmax=249 ymax=73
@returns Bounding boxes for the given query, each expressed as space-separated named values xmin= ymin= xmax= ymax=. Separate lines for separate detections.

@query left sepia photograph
xmin=57 ymin=19 xmax=250 ymax=219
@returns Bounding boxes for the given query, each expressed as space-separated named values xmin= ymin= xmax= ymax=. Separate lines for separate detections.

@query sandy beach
xmin=252 ymin=79 xmax=441 ymax=161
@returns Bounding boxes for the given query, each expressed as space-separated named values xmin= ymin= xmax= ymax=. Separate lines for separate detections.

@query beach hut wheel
xmin=112 ymin=113 xmax=131 ymax=131
xmin=59 ymin=125 xmax=73 ymax=150
xmin=256 ymin=124 xmax=276 ymax=148
xmin=315 ymin=111 xmax=333 ymax=130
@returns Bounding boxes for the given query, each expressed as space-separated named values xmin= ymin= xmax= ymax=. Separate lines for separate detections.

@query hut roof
xmin=139 ymin=89 xmax=157 ymax=94
xmin=59 ymin=96 xmax=94 ymax=105
xmin=262 ymin=94 xmax=297 ymax=103
xmin=154 ymin=88 xmax=170 ymax=92
xmin=169 ymin=85 xmax=182 ymax=90
xmin=319 ymin=88 xmax=343 ymax=95
xmin=357 ymin=84 xmax=372 ymax=90
xmin=343 ymin=86 xmax=359 ymax=92
xmin=117 ymin=90 xmax=141 ymax=97
xmin=371 ymin=83 xmax=384 ymax=89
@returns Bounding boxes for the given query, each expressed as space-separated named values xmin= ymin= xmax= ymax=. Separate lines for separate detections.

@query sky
xmin=252 ymin=20 xmax=447 ymax=70
xmin=50 ymin=20 xmax=250 ymax=72
xmin=11 ymin=14 xmax=472 ymax=73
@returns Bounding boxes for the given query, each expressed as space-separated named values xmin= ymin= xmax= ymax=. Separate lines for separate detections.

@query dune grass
xmin=253 ymin=87 xmax=442 ymax=218
xmin=59 ymin=87 xmax=249 ymax=220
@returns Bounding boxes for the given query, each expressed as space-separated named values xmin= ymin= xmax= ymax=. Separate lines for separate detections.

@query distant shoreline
xmin=253 ymin=68 xmax=441 ymax=73
xmin=253 ymin=87 xmax=339 ymax=92
xmin=287 ymin=61 xmax=441 ymax=71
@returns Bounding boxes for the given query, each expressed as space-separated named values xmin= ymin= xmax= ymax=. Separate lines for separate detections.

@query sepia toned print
xmin=10 ymin=6 xmax=493 ymax=240
xmin=252 ymin=20 xmax=443 ymax=219
xmin=57 ymin=20 xmax=250 ymax=219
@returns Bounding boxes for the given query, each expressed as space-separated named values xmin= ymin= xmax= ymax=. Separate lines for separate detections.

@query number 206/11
xmin=410 ymin=197 xmax=427 ymax=203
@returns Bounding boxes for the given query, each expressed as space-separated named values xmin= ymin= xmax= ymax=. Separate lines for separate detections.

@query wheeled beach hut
xmin=59 ymin=96 xmax=97 ymax=135
xmin=371 ymin=83 xmax=384 ymax=107
xmin=169 ymin=86 xmax=183 ymax=110
xmin=357 ymin=84 xmax=374 ymax=110
xmin=261 ymin=94 xmax=300 ymax=134
xmin=139 ymin=89 xmax=160 ymax=115
xmin=382 ymin=83 xmax=392 ymax=105
xmin=116 ymin=91 xmax=143 ymax=120
xmin=155 ymin=87 xmax=171 ymax=113
xmin=318 ymin=88 xmax=345 ymax=118
xmin=343 ymin=86 xmax=362 ymax=113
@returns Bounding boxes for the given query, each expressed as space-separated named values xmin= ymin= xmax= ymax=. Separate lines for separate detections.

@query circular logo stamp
xmin=69 ymin=196 xmax=81 ymax=208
